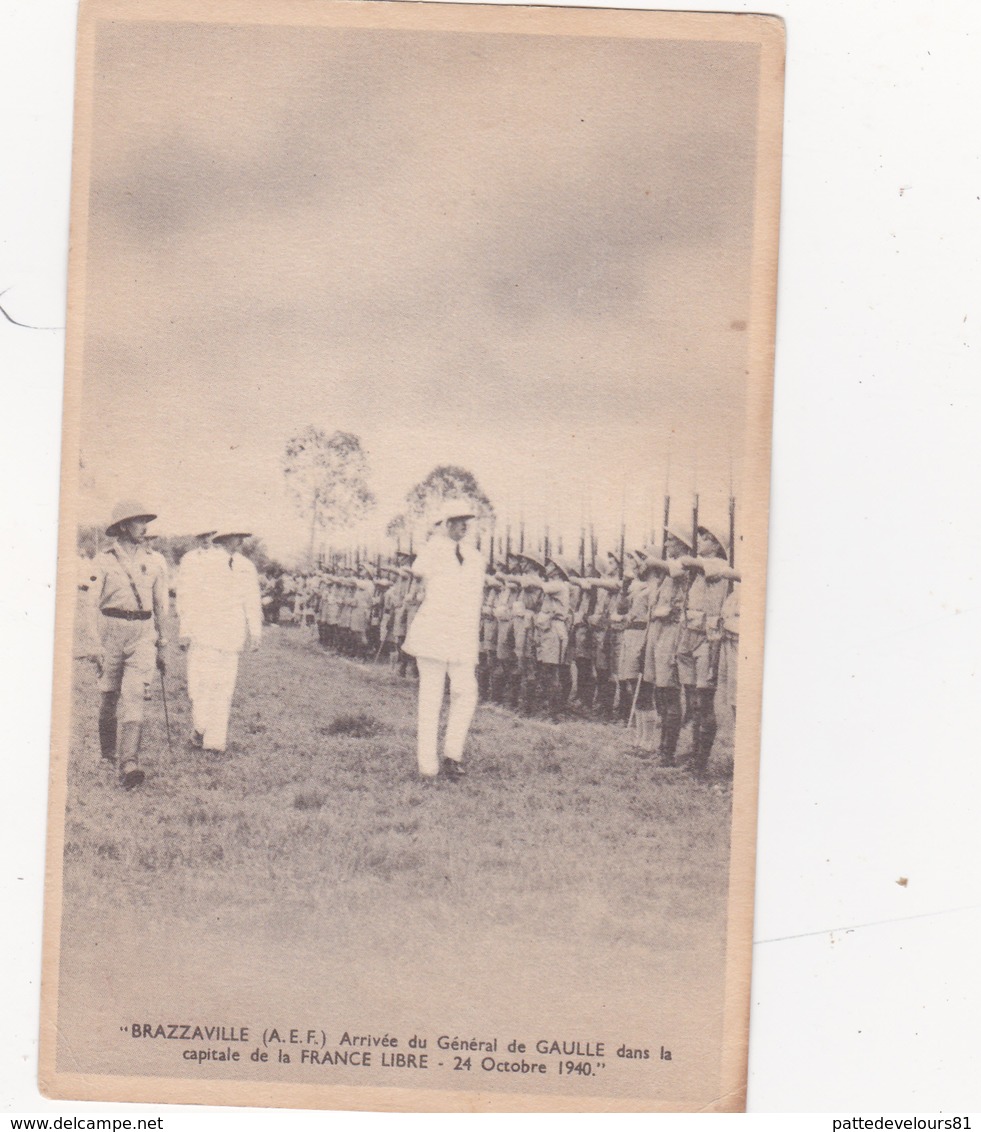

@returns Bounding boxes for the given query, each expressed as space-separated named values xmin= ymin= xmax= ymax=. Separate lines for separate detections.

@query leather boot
xmin=683 ymin=684 xmax=697 ymax=725
xmin=690 ymin=688 xmax=717 ymax=777
xmin=657 ymin=687 xmax=682 ymax=766
xmin=549 ymin=668 xmax=566 ymax=721
xmin=576 ymin=667 xmax=595 ymax=715
xmin=599 ymin=678 xmax=617 ymax=721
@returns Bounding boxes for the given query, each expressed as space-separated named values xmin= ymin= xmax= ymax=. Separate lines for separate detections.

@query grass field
xmin=64 ymin=619 xmax=732 ymax=945
xmin=53 ymin=614 xmax=737 ymax=1102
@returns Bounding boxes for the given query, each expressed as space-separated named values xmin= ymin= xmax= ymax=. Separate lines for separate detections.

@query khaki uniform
xmin=480 ymin=580 xmax=500 ymax=656
xmin=350 ymin=579 xmax=373 ymax=639
xmin=513 ymin=579 xmax=542 ymax=713
xmin=478 ymin=578 xmax=501 ymax=699
xmin=641 ymin=561 xmax=690 ymax=764
xmin=568 ymin=579 xmax=596 ymax=708
xmin=491 ymin=579 xmax=519 ymax=703
xmin=607 ymin=582 xmax=629 ymax=679
xmin=675 ymin=560 xmax=730 ymax=690
xmin=587 ymin=581 xmax=618 ymax=717
xmin=534 ymin=579 xmax=570 ymax=666
xmin=617 ymin=578 xmax=651 ymax=681
xmin=569 ymin=581 xmax=592 ymax=662
xmin=648 ymin=564 xmax=689 ymax=688
xmin=675 ymin=555 xmax=732 ymax=776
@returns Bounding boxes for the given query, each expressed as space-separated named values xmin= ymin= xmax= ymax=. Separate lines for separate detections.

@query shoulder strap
xmin=110 ymin=547 xmax=145 ymax=611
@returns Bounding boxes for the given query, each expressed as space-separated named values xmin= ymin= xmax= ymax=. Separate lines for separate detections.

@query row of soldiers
xmin=268 ymin=517 xmax=740 ymax=777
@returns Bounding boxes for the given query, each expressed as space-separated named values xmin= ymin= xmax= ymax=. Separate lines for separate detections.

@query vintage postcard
xmin=40 ymin=0 xmax=784 ymax=1112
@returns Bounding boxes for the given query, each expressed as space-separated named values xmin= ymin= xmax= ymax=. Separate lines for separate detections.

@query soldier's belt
xmin=625 ymin=621 xmax=648 ymax=631
xmin=684 ymin=610 xmax=719 ymax=632
xmin=102 ymin=608 xmax=152 ymax=621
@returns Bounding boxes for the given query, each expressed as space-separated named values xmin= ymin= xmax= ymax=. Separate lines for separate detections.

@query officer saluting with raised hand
xmin=402 ymin=499 xmax=485 ymax=781
xmin=85 ymin=501 xmax=170 ymax=790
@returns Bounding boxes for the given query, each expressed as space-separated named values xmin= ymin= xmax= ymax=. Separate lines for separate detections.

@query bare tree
xmin=283 ymin=428 xmax=376 ymax=559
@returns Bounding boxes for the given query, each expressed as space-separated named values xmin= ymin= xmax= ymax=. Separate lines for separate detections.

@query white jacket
xmin=402 ymin=535 xmax=485 ymax=666
xmin=181 ymin=549 xmax=262 ymax=653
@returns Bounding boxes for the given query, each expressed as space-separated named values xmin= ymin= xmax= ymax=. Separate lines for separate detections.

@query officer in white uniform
xmin=180 ymin=528 xmax=262 ymax=753
xmin=402 ymin=500 xmax=485 ymax=780
xmin=176 ymin=528 xmax=218 ymax=732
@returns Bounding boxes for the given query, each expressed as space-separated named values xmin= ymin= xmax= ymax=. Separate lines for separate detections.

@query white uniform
xmin=403 ymin=532 xmax=485 ymax=776
xmin=181 ymin=549 xmax=262 ymax=752
xmin=177 ymin=546 xmax=214 ymax=711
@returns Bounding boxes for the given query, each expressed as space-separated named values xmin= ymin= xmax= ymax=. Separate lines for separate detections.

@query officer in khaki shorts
xmin=85 ymin=501 xmax=169 ymax=790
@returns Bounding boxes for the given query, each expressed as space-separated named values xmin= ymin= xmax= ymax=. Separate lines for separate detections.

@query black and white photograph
xmin=38 ymin=0 xmax=783 ymax=1111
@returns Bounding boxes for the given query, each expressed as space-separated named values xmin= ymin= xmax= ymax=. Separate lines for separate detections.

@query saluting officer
xmin=85 ymin=501 xmax=170 ymax=790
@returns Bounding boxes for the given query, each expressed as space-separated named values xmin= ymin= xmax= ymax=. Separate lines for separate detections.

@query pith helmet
xmin=665 ymin=522 xmax=694 ymax=552
xmin=546 ymin=556 xmax=570 ymax=581
xmin=635 ymin=552 xmax=661 ymax=578
xmin=564 ymin=557 xmax=583 ymax=579
xmin=596 ymin=555 xmax=618 ymax=578
xmin=106 ymin=501 xmax=157 ymax=538
xmin=518 ymin=552 xmax=547 ymax=574
xmin=697 ymin=521 xmax=730 ymax=557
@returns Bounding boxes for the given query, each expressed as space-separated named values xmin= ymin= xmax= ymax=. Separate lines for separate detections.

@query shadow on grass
xmin=319 ymin=712 xmax=386 ymax=739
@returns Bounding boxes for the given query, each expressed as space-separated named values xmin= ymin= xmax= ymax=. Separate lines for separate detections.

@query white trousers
xmin=187 ymin=644 xmax=240 ymax=752
xmin=415 ymin=657 xmax=478 ymax=777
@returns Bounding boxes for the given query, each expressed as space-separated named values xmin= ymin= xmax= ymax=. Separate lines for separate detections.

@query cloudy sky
xmin=77 ymin=14 xmax=761 ymax=560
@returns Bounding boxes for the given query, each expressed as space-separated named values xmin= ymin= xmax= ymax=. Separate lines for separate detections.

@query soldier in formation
xmin=674 ymin=523 xmax=740 ymax=777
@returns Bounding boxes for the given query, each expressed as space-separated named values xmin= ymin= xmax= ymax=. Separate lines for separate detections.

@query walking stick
xmin=158 ymin=665 xmax=174 ymax=755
